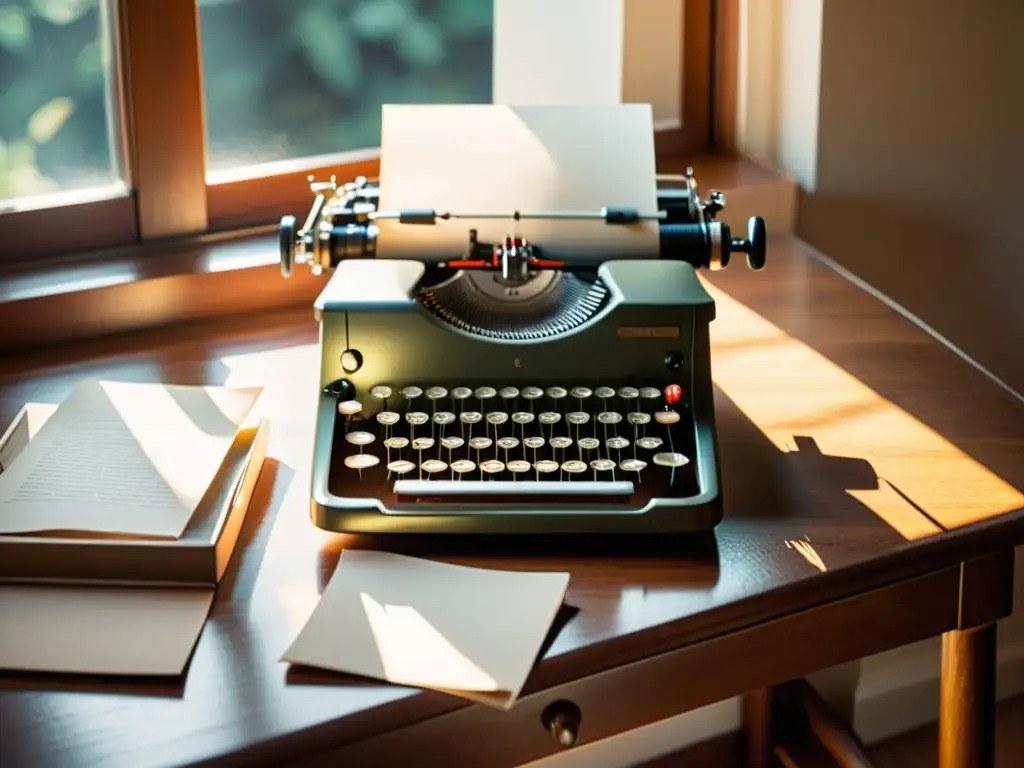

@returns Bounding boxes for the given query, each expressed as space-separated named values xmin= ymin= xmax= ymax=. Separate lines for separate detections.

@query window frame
xmin=1 ymin=0 xmax=725 ymax=264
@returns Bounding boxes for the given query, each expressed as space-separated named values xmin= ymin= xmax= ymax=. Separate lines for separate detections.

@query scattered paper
xmin=0 ymin=381 xmax=262 ymax=539
xmin=0 ymin=584 xmax=214 ymax=676
xmin=376 ymin=104 xmax=659 ymax=264
xmin=282 ymin=550 xmax=570 ymax=709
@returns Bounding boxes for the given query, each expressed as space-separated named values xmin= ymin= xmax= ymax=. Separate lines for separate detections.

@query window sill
xmin=0 ymin=153 xmax=790 ymax=357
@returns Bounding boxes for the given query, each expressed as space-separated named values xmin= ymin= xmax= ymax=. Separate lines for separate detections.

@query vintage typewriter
xmin=279 ymin=105 xmax=766 ymax=535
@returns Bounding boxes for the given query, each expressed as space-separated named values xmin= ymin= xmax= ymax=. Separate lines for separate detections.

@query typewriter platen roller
xmin=280 ymin=105 xmax=766 ymax=535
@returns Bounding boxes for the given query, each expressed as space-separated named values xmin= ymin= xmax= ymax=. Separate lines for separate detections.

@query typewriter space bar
xmin=394 ymin=480 xmax=634 ymax=499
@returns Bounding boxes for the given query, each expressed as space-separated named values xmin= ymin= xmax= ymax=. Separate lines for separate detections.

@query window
xmin=1 ymin=0 xmax=721 ymax=263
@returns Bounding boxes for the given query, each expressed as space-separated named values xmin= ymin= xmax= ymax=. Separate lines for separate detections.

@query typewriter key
xmin=578 ymin=437 xmax=600 ymax=450
xmin=337 ymin=400 xmax=362 ymax=416
xmin=570 ymin=387 xmax=592 ymax=400
xmin=433 ymin=411 xmax=456 ymax=425
xmin=562 ymin=460 xmax=587 ymax=474
xmin=627 ymin=412 xmax=651 ymax=425
xmin=345 ymin=454 xmax=380 ymax=470
xmin=480 ymin=459 xmax=505 ymax=474
xmin=653 ymin=452 xmax=689 ymax=468
xmin=637 ymin=436 xmax=663 ymax=450
xmin=590 ymin=458 xmax=615 ymax=472
xmin=507 ymin=460 xmax=531 ymax=473
xmin=497 ymin=437 xmax=519 ymax=450
xmin=406 ymin=411 xmax=429 ymax=425
xmin=618 ymin=386 xmax=639 ymax=400
xmin=620 ymin=458 xmax=647 ymax=473
xmin=401 ymin=386 xmax=422 ymax=399
xmin=522 ymin=386 xmax=544 ymax=400
xmin=499 ymin=387 xmax=520 ymax=399
xmin=422 ymin=459 xmax=447 ymax=474
xmin=377 ymin=411 xmax=400 ymax=426
xmin=639 ymin=386 xmax=661 ymax=400
xmin=460 ymin=411 xmax=482 ymax=424
xmin=451 ymin=386 xmax=473 ymax=400
xmin=452 ymin=459 xmax=476 ymax=474
xmin=387 ymin=459 xmax=416 ymax=474
xmin=486 ymin=412 xmax=509 ymax=425
xmin=567 ymin=411 xmax=590 ymax=425
xmin=385 ymin=436 xmax=409 ymax=449
xmin=607 ymin=437 xmax=630 ymax=450
xmin=595 ymin=386 xmax=615 ymax=399
xmin=371 ymin=385 xmax=393 ymax=400
xmin=426 ymin=386 xmax=448 ymax=400
xmin=550 ymin=437 xmax=573 ymax=449
xmin=539 ymin=411 xmax=561 ymax=425
xmin=345 ymin=431 xmax=375 ymax=446
xmin=469 ymin=437 xmax=493 ymax=450
xmin=474 ymin=386 xmax=497 ymax=400
xmin=546 ymin=386 xmax=567 ymax=399
xmin=412 ymin=437 xmax=435 ymax=450
xmin=524 ymin=436 xmax=546 ymax=449
xmin=598 ymin=411 xmax=622 ymax=425
xmin=535 ymin=460 xmax=559 ymax=473
xmin=441 ymin=436 xmax=465 ymax=450
xmin=512 ymin=411 xmax=535 ymax=424
xmin=654 ymin=410 xmax=681 ymax=425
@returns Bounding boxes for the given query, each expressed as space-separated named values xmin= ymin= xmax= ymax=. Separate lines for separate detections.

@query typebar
xmin=394 ymin=480 xmax=634 ymax=503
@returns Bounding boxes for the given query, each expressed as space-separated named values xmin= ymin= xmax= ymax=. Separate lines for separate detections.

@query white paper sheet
xmin=0 ymin=381 xmax=262 ymax=539
xmin=281 ymin=550 xmax=570 ymax=709
xmin=0 ymin=584 xmax=214 ymax=675
xmin=375 ymin=104 xmax=659 ymax=264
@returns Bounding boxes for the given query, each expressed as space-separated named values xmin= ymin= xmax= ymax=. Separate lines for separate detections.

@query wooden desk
xmin=1 ymin=237 xmax=1021 ymax=768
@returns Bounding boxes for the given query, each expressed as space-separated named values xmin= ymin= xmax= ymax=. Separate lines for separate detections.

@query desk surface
xmin=1 ymin=237 xmax=1022 ymax=768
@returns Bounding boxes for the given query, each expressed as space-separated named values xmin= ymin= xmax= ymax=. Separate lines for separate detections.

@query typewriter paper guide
xmin=376 ymin=104 xmax=659 ymax=263
xmin=282 ymin=550 xmax=570 ymax=710
xmin=0 ymin=380 xmax=263 ymax=539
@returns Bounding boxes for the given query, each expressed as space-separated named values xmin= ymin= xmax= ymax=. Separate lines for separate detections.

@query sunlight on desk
xmin=361 ymin=591 xmax=499 ymax=692
xmin=706 ymin=282 xmax=1024 ymax=540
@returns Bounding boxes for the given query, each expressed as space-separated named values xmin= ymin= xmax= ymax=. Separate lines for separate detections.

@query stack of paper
xmin=0 ymin=380 xmax=267 ymax=677
xmin=282 ymin=550 xmax=571 ymax=709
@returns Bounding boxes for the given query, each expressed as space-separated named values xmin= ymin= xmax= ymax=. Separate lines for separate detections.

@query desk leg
xmin=939 ymin=624 xmax=997 ymax=768
xmin=743 ymin=688 xmax=773 ymax=768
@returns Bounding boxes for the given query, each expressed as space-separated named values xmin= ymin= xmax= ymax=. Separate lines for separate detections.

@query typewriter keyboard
xmin=329 ymin=384 xmax=700 ymax=505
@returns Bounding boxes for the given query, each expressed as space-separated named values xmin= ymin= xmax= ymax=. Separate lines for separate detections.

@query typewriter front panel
xmin=313 ymin=262 xmax=721 ymax=533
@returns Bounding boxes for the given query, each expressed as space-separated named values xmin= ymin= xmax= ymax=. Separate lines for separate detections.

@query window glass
xmin=198 ymin=0 xmax=493 ymax=176
xmin=0 ymin=0 xmax=123 ymax=207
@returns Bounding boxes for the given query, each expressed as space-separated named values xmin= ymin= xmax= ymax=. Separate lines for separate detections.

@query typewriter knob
xmin=731 ymin=216 xmax=767 ymax=271
xmin=280 ymin=215 xmax=297 ymax=277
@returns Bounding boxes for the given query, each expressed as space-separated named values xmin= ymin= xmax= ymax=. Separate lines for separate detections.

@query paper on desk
xmin=0 ymin=380 xmax=262 ymax=539
xmin=376 ymin=104 xmax=659 ymax=264
xmin=281 ymin=550 xmax=571 ymax=709
xmin=0 ymin=584 xmax=214 ymax=676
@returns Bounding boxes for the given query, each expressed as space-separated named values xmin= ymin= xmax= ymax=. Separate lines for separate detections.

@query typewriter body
xmin=280 ymin=105 xmax=766 ymax=535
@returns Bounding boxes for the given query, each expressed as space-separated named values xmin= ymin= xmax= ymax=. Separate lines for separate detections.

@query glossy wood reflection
xmin=0 ymin=237 xmax=1021 ymax=768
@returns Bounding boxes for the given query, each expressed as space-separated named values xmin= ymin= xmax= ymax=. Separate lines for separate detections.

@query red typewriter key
xmin=664 ymin=384 xmax=682 ymax=405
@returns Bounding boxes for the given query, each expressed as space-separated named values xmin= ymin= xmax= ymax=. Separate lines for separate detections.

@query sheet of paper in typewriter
xmin=375 ymin=103 xmax=659 ymax=264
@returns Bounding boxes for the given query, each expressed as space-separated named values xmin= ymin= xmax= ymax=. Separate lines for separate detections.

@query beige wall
xmin=799 ymin=0 xmax=1024 ymax=395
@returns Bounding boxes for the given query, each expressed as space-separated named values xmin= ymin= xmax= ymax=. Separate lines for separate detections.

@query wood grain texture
xmin=713 ymin=0 xmax=740 ymax=152
xmin=940 ymin=625 xmax=998 ymax=768
xmin=121 ymin=0 xmax=207 ymax=237
xmin=682 ymin=0 xmax=714 ymax=153
xmin=0 ymin=237 xmax=1021 ymax=767
xmin=0 ymin=195 xmax=138 ymax=262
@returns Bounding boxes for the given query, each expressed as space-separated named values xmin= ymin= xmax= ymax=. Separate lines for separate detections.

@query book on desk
xmin=0 ymin=380 xmax=269 ymax=677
